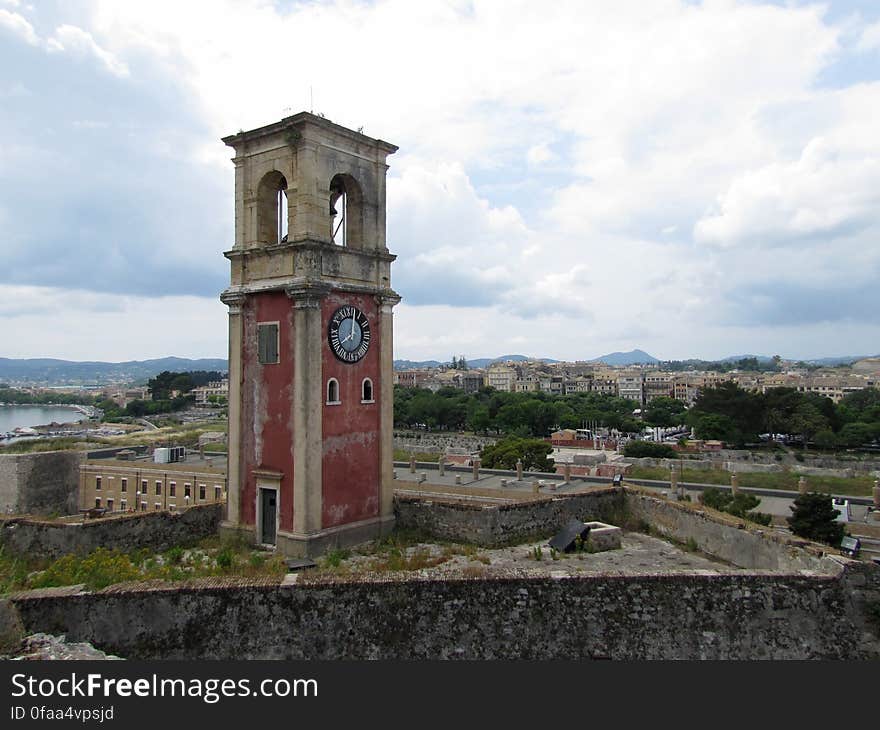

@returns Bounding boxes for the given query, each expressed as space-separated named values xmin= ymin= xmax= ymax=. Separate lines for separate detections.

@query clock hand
xmin=341 ymin=320 xmax=355 ymax=344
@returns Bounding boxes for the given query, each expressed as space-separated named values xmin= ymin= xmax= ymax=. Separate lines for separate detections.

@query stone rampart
xmin=0 ymin=504 xmax=222 ymax=559
xmin=9 ymin=566 xmax=876 ymax=659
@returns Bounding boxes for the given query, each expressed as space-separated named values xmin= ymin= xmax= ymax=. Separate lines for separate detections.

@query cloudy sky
xmin=1 ymin=0 xmax=878 ymax=364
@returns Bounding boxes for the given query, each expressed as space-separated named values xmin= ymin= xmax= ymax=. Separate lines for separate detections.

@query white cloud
xmin=46 ymin=24 xmax=129 ymax=78
xmin=0 ymin=286 xmax=225 ymax=360
xmin=694 ymin=83 xmax=880 ymax=248
xmin=527 ymin=143 xmax=555 ymax=166
xmin=1 ymin=0 xmax=879 ymax=360
xmin=856 ymin=20 xmax=880 ymax=51
xmin=0 ymin=8 xmax=38 ymax=45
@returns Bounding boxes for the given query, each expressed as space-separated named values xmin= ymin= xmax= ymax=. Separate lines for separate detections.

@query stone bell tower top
xmin=221 ymin=112 xmax=399 ymax=303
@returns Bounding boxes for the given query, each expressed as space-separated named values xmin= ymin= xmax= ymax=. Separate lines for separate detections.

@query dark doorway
xmin=260 ymin=488 xmax=277 ymax=545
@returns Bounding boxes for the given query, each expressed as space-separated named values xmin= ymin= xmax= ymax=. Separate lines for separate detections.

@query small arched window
xmin=326 ymin=378 xmax=340 ymax=405
xmin=361 ymin=378 xmax=374 ymax=403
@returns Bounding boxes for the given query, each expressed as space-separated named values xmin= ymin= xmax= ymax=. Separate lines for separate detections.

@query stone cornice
xmin=222 ymin=280 xmax=399 ymax=300
xmin=224 ymin=240 xmax=396 ymax=264
xmin=222 ymin=112 xmax=398 ymax=157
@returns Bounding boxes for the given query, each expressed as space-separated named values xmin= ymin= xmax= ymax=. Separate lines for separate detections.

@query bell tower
xmin=220 ymin=113 xmax=399 ymax=557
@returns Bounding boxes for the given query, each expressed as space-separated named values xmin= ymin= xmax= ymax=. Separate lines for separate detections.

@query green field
xmin=628 ymin=466 xmax=876 ymax=498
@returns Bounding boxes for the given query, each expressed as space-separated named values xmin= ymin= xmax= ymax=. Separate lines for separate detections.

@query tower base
xmin=220 ymin=515 xmax=396 ymax=558
xmin=277 ymin=515 xmax=396 ymax=558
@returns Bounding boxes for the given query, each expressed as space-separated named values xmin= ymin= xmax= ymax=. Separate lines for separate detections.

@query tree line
xmin=97 ymin=370 xmax=225 ymax=421
xmin=0 ymin=386 xmax=97 ymax=406
xmin=686 ymin=382 xmax=880 ymax=448
xmin=394 ymin=386 xmax=643 ymax=436
xmin=394 ymin=383 xmax=880 ymax=451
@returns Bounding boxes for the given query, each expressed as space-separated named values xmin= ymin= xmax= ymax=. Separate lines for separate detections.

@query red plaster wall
xmin=239 ymin=292 xmax=295 ymax=532
xmin=321 ymin=292 xmax=381 ymax=528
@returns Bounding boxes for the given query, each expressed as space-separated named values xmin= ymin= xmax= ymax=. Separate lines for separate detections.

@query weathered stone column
xmin=472 ymin=458 xmax=481 ymax=481
xmin=670 ymin=465 xmax=678 ymax=494
xmin=563 ymin=463 xmax=571 ymax=482
xmin=291 ymin=293 xmax=323 ymax=536
xmin=409 ymin=455 xmax=416 ymax=474
xmin=872 ymin=479 xmax=879 ymax=508
xmin=221 ymin=293 xmax=245 ymax=527
xmin=378 ymin=295 xmax=399 ymax=522
xmin=437 ymin=455 xmax=445 ymax=476
xmin=730 ymin=473 xmax=739 ymax=496
xmin=798 ymin=476 xmax=808 ymax=494
xmin=289 ymin=139 xmax=325 ymax=242
xmin=516 ymin=459 xmax=523 ymax=481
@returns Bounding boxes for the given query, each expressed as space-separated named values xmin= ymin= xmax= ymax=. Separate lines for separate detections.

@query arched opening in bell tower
xmin=257 ymin=171 xmax=288 ymax=245
xmin=329 ymin=173 xmax=363 ymax=249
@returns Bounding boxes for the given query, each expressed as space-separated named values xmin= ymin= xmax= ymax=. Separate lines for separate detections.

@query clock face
xmin=328 ymin=306 xmax=371 ymax=363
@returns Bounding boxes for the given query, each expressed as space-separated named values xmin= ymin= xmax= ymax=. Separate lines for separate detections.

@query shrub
xmin=481 ymin=436 xmax=554 ymax=471
xmin=787 ymin=493 xmax=846 ymax=546
xmin=324 ymin=548 xmax=351 ymax=569
xmin=215 ymin=547 xmax=234 ymax=570
xmin=165 ymin=546 xmax=185 ymax=565
xmin=699 ymin=487 xmax=772 ymax=526
xmin=623 ymin=441 xmax=677 ymax=459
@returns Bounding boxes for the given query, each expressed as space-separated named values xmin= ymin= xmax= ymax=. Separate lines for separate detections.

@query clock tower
xmin=220 ymin=113 xmax=399 ymax=557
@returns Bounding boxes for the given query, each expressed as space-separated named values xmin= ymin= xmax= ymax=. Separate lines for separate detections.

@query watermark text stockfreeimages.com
xmin=10 ymin=671 xmax=317 ymax=705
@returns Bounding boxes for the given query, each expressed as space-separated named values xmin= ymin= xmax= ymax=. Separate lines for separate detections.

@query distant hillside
xmin=590 ymin=349 xmax=659 ymax=366
xmin=0 ymin=357 xmax=229 ymax=385
xmin=394 ymin=354 xmax=560 ymax=370
xmin=718 ymin=354 xmax=877 ymax=366
xmin=393 ymin=359 xmax=443 ymax=370
xmin=803 ymin=355 xmax=877 ymax=366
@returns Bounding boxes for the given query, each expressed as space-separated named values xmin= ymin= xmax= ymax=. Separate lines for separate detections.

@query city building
xmin=191 ymin=379 xmax=229 ymax=406
xmin=617 ymin=372 xmax=644 ymax=406
xmin=80 ymin=452 xmax=227 ymax=513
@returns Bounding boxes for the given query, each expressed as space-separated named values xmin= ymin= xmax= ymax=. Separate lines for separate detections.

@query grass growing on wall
xmin=0 ymin=437 xmax=97 ymax=454
xmin=628 ymin=466 xmax=875 ymax=497
xmin=0 ymin=538 xmax=287 ymax=595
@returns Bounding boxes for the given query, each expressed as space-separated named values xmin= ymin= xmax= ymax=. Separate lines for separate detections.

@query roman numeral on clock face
xmin=328 ymin=305 xmax=371 ymax=363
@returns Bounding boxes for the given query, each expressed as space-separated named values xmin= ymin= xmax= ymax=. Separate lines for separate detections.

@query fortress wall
xmin=9 ymin=569 xmax=874 ymax=660
xmin=0 ymin=504 xmax=222 ymax=559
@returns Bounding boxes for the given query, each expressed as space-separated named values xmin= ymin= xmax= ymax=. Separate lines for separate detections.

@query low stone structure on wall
xmin=395 ymin=487 xmax=623 ymax=547
xmin=0 ymin=450 xmax=82 ymax=516
xmin=0 ymin=504 xmax=222 ymax=559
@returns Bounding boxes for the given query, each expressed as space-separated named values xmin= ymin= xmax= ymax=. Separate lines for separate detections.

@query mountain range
xmin=0 ymin=357 xmax=228 ymax=385
xmin=2 ymin=349 xmax=876 ymax=385
xmin=394 ymin=350 xmax=658 ymax=369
